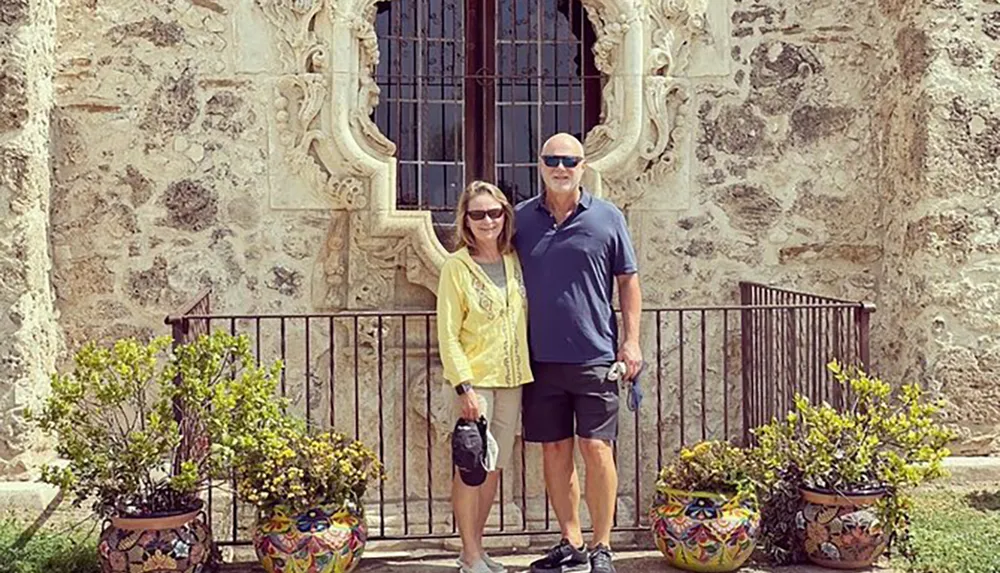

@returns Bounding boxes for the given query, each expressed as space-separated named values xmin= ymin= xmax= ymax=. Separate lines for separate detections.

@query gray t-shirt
xmin=479 ymin=261 xmax=507 ymax=295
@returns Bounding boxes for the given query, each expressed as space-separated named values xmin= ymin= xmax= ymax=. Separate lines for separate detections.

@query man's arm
xmin=617 ymin=272 xmax=642 ymax=379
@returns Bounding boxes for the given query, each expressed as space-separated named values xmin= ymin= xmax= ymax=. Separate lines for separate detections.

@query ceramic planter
xmin=797 ymin=486 xmax=888 ymax=570
xmin=253 ymin=504 xmax=367 ymax=573
xmin=649 ymin=488 xmax=760 ymax=573
xmin=97 ymin=503 xmax=212 ymax=573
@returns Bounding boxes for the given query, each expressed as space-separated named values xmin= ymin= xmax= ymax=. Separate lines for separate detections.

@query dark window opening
xmin=372 ymin=0 xmax=601 ymax=219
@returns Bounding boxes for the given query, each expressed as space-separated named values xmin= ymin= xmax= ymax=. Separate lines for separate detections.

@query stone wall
xmin=1 ymin=0 xmax=995 ymax=481
xmin=874 ymin=0 xmax=1000 ymax=454
xmin=0 ymin=0 xmax=61 ymax=477
xmin=50 ymin=0 xmax=342 ymax=352
xmin=623 ymin=1 xmax=883 ymax=306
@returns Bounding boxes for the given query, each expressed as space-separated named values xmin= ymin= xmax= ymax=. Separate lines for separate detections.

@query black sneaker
xmin=589 ymin=544 xmax=615 ymax=573
xmin=529 ymin=539 xmax=591 ymax=573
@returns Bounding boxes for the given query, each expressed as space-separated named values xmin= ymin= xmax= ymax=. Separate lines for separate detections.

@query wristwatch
xmin=455 ymin=382 xmax=472 ymax=395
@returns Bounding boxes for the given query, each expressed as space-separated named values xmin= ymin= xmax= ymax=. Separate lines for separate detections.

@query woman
xmin=437 ymin=181 xmax=533 ymax=573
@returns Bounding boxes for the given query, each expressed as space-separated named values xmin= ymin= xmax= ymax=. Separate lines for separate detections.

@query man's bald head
xmin=538 ymin=133 xmax=586 ymax=196
xmin=540 ymin=133 xmax=585 ymax=157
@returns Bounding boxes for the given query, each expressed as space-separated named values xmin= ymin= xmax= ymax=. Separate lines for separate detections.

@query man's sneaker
xmin=589 ymin=544 xmax=615 ymax=573
xmin=529 ymin=539 xmax=591 ymax=573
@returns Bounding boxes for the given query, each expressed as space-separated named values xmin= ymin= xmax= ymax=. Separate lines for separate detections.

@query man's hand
xmin=618 ymin=339 xmax=643 ymax=380
xmin=458 ymin=390 xmax=482 ymax=421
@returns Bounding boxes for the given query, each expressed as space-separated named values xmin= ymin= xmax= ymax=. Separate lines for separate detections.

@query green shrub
xmin=751 ymin=360 xmax=955 ymax=564
xmin=30 ymin=332 xmax=286 ymax=518
xmin=655 ymin=440 xmax=755 ymax=498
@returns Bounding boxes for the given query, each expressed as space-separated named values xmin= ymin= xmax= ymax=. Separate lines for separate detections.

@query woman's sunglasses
xmin=467 ymin=208 xmax=504 ymax=221
xmin=541 ymin=155 xmax=582 ymax=168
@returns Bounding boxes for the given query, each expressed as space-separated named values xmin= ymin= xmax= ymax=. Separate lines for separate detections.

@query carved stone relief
xmin=256 ymin=0 xmax=729 ymax=305
xmin=598 ymin=0 xmax=728 ymax=211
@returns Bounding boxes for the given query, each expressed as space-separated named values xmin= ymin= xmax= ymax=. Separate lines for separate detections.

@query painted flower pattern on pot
xmin=254 ymin=505 xmax=367 ymax=573
xmin=296 ymin=509 xmax=332 ymax=533
xmin=650 ymin=489 xmax=760 ymax=573
xmin=97 ymin=510 xmax=211 ymax=573
xmin=798 ymin=489 xmax=888 ymax=569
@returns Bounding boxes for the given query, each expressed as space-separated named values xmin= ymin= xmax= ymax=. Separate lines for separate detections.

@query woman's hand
xmin=458 ymin=389 xmax=482 ymax=421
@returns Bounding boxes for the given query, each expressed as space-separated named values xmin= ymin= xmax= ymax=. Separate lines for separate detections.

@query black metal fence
xmin=164 ymin=282 xmax=873 ymax=546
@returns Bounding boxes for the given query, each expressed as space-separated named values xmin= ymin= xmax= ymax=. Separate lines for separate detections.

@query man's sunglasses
xmin=541 ymin=155 xmax=583 ymax=168
xmin=467 ymin=208 xmax=504 ymax=221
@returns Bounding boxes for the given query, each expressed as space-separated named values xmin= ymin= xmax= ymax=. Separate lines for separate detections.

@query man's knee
xmin=542 ymin=438 xmax=575 ymax=465
xmin=578 ymin=437 xmax=614 ymax=464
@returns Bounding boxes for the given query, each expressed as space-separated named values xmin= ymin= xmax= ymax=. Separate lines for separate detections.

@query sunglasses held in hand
xmin=541 ymin=155 xmax=583 ymax=168
xmin=467 ymin=208 xmax=504 ymax=221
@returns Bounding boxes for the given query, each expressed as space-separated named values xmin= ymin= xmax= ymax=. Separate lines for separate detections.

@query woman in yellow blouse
xmin=437 ymin=181 xmax=533 ymax=573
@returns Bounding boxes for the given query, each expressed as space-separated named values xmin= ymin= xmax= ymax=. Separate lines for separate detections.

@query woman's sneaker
xmin=459 ymin=558 xmax=493 ymax=573
xmin=589 ymin=544 xmax=616 ymax=573
xmin=528 ymin=539 xmax=591 ymax=573
xmin=456 ymin=552 xmax=506 ymax=573
xmin=481 ymin=552 xmax=507 ymax=573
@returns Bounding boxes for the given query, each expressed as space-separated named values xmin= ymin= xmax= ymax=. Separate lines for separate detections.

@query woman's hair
xmin=454 ymin=180 xmax=515 ymax=255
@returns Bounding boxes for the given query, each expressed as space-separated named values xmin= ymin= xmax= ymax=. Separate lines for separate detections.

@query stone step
xmin=220 ymin=550 xmax=899 ymax=572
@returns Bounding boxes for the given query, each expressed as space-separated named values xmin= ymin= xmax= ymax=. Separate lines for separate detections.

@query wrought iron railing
xmin=164 ymin=282 xmax=873 ymax=547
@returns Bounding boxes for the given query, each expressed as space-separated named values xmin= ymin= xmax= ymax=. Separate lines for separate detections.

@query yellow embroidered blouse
xmin=436 ymin=248 xmax=533 ymax=389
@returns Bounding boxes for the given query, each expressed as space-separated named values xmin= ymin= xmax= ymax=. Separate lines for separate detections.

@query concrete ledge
xmin=941 ymin=456 xmax=1000 ymax=486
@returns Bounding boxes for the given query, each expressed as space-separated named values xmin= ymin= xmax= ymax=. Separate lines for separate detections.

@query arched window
xmin=372 ymin=0 xmax=601 ymax=215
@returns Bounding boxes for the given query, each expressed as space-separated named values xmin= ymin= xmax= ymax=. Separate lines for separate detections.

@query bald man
xmin=513 ymin=133 xmax=643 ymax=573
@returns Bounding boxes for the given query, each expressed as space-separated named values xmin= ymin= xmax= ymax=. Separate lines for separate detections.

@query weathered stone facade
xmin=2 ymin=0 xmax=999 ymax=485
xmin=0 ymin=0 xmax=61 ymax=476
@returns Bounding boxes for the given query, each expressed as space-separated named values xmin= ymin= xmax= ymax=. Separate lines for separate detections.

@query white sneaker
xmin=456 ymin=553 xmax=506 ymax=573
xmin=459 ymin=558 xmax=493 ymax=573
xmin=481 ymin=552 xmax=507 ymax=573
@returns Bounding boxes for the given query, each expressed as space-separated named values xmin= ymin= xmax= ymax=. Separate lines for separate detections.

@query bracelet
xmin=455 ymin=382 xmax=472 ymax=395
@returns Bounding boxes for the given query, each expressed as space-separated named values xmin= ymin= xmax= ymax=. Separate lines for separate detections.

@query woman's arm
xmin=436 ymin=261 xmax=474 ymax=387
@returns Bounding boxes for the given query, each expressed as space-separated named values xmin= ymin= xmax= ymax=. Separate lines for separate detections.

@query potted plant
xmin=30 ymin=332 xmax=284 ymax=573
xmin=649 ymin=440 xmax=760 ymax=572
xmin=752 ymin=360 xmax=955 ymax=570
xmin=231 ymin=420 xmax=384 ymax=573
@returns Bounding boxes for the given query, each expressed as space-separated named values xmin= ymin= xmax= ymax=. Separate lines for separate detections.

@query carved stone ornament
xmin=256 ymin=0 xmax=727 ymax=305
xmin=596 ymin=0 xmax=727 ymax=210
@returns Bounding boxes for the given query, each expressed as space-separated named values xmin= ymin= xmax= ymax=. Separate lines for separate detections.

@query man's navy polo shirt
xmin=513 ymin=190 xmax=638 ymax=365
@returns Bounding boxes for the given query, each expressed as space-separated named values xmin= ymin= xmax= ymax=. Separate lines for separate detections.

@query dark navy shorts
xmin=522 ymin=362 xmax=619 ymax=443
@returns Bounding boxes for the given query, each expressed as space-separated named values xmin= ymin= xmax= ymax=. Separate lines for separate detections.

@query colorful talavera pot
xmin=649 ymin=488 xmax=760 ymax=573
xmin=797 ymin=486 xmax=888 ymax=570
xmin=97 ymin=502 xmax=212 ymax=573
xmin=253 ymin=504 xmax=367 ymax=573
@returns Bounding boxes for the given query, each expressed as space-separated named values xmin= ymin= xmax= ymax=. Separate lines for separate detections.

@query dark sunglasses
xmin=467 ymin=208 xmax=504 ymax=221
xmin=541 ymin=155 xmax=583 ymax=168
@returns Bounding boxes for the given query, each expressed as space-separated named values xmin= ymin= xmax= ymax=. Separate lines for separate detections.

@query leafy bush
xmin=751 ymin=360 xmax=955 ymax=564
xmin=232 ymin=423 xmax=385 ymax=518
xmin=30 ymin=332 xmax=285 ymax=518
xmin=655 ymin=440 xmax=755 ymax=498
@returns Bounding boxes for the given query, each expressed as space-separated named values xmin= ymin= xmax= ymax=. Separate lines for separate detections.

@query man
xmin=513 ymin=133 xmax=643 ymax=573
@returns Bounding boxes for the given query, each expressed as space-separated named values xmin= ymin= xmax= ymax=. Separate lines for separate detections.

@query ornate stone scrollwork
xmin=599 ymin=0 xmax=720 ymax=209
xmin=346 ymin=0 xmax=396 ymax=157
xmin=257 ymin=0 xmax=327 ymax=72
xmin=257 ymin=0 xmax=661 ymax=307
xmin=579 ymin=0 xmax=641 ymax=162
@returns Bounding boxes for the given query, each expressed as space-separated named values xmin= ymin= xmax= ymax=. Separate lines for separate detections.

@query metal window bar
xmin=374 ymin=0 xmax=600 ymax=212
